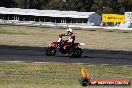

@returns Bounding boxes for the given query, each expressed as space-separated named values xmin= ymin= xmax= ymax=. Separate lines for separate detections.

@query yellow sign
xmin=102 ymin=14 xmax=124 ymax=23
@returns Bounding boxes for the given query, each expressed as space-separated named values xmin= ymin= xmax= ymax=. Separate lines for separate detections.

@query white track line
xmin=0 ymin=61 xmax=24 ymax=63
xmin=0 ymin=61 xmax=132 ymax=67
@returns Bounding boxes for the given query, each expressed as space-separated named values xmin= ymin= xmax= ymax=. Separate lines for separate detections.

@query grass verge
xmin=0 ymin=62 xmax=131 ymax=88
xmin=0 ymin=25 xmax=132 ymax=51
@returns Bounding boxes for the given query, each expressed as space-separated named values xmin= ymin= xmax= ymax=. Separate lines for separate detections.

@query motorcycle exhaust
xmin=79 ymin=43 xmax=86 ymax=46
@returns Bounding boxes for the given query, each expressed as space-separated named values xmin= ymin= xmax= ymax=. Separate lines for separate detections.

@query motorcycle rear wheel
xmin=71 ymin=48 xmax=82 ymax=58
xmin=46 ymin=47 xmax=56 ymax=56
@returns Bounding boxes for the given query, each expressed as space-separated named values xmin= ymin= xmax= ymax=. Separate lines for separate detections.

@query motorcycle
xmin=46 ymin=35 xmax=85 ymax=57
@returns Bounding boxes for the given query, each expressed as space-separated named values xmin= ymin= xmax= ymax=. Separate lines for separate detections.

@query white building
xmin=124 ymin=12 xmax=132 ymax=28
xmin=0 ymin=7 xmax=101 ymax=26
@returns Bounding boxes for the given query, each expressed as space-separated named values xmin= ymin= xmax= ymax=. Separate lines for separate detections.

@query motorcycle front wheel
xmin=46 ymin=47 xmax=56 ymax=56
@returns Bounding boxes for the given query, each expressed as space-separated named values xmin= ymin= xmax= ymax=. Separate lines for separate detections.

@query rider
xmin=57 ymin=27 xmax=75 ymax=50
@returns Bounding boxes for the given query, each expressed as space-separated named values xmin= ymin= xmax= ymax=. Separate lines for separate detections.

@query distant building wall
xmin=124 ymin=12 xmax=132 ymax=28
xmin=0 ymin=14 xmax=88 ymax=23
xmin=0 ymin=7 xmax=101 ymax=26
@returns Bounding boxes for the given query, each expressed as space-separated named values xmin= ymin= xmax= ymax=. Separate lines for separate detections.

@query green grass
xmin=0 ymin=25 xmax=37 ymax=35
xmin=0 ymin=62 xmax=131 ymax=88
xmin=0 ymin=25 xmax=132 ymax=51
xmin=0 ymin=25 xmax=132 ymax=88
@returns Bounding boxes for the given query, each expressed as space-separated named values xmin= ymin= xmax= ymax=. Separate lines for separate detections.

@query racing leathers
xmin=57 ymin=32 xmax=75 ymax=50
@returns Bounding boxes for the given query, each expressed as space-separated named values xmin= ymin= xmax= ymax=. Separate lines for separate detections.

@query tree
xmin=47 ymin=0 xmax=64 ymax=10
xmin=102 ymin=7 xmax=113 ymax=14
xmin=117 ymin=0 xmax=132 ymax=13
xmin=0 ymin=0 xmax=17 ymax=8
xmin=0 ymin=0 xmax=132 ymax=14
xmin=29 ymin=0 xmax=44 ymax=9
xmin=91 ymin=4 xmax=98 ymax=12
xmin=92 ymin=0 xmax=126 ymax=14
xmin=66 ymin=0 xmax=94 ymax=11
xmin=118 ymin=7 xmax=125 ymax=14
xmin=15 ymin=0 xmax=30 ymax=9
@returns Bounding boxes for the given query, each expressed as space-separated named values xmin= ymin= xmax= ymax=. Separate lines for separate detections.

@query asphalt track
xmin=0 ymin=45 xmax=132 ymax=65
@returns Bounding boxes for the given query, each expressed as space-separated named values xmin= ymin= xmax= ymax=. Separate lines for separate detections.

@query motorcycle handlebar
xmin=59 ymin=34 xmax=62 ymax=36
xmin=59 ymin=34 xmax=66 ymax=37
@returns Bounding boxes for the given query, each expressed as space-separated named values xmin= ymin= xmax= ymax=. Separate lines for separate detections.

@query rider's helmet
xmin=66 ymin=28 xmax=73 ymax=33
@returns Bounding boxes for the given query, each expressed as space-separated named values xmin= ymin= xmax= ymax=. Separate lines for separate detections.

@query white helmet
xmin=66 ymin=28 xmax=73 ymax=32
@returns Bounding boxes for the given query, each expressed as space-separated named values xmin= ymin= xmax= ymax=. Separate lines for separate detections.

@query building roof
xmin=0 ymin=7 xmax=97 ymax=18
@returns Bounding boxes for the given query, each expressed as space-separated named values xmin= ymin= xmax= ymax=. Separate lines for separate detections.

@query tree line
xmin=0 ymin=0 xmax=132 ymax=14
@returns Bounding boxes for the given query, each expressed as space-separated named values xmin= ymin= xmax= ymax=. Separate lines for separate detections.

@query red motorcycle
xmin=46 ymin=35 xmax=84 ymax=57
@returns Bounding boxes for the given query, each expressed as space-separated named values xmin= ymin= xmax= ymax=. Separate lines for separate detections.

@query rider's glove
xmin=57 ymin=38 xmax=62 ymax=42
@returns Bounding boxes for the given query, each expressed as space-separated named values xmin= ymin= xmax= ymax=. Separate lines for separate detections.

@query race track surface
xmin=0 ymin=45 xmax=132 ymax=65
